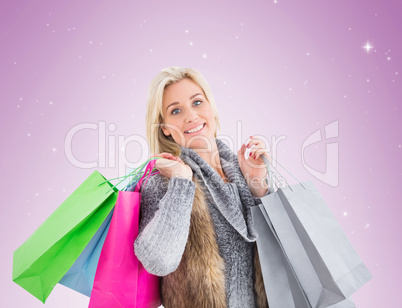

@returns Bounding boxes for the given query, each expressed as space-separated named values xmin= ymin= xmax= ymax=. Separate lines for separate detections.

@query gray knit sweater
xmin=134 ymin=138 xmax=271 ymax=307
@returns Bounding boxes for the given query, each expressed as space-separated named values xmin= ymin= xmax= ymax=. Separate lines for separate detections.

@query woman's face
xmin=161 ymin=78 xmax=216 ymax=150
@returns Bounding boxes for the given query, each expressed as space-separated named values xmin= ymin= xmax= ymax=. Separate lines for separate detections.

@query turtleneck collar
xmin=179 ymin=138 xmax=258 ymax=242
xmin=179 ymin=138 xmax=239 ymax=183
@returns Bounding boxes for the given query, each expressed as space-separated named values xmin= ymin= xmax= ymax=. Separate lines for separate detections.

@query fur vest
xmin=160 ymin=176 xmax=269 ymax=308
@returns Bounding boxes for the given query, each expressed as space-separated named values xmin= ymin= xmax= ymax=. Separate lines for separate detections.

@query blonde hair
xmin=145 ymin=66 xmax=220 ymax=156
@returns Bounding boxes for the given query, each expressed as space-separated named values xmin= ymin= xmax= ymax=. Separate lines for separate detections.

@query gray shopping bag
xmin=252 ymin=205 xmax=357 ymax=308
xmin=257 ymin=181 xmax=371 ymax=308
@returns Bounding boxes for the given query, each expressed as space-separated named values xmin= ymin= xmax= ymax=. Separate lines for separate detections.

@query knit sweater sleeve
xmin=253 ymin=159 xmax=274 ymax=206
xmin=134 ymin=174 xmax=196 ymax=276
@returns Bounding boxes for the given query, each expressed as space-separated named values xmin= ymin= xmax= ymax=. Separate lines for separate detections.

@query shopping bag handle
xmin=134 ymin=159 xmax=160 ymax=193
xmin=261 ymin=155 xmax=306 ymax=191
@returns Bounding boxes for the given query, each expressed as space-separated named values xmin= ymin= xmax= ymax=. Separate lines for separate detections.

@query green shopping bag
xmin=12 ymin=170 xmax=118 ymax=303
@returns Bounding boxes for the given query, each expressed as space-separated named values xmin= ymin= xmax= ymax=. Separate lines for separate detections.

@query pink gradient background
xmin=2 ymin=0 xmax=401 ymax=307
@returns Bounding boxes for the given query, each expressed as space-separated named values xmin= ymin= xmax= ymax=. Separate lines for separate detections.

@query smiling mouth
xmin=185 ymin=123 xmax=206 ymax=134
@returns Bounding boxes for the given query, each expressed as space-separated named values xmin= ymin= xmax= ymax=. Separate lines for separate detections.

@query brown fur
xmin=254 ymin=243 xmax=269 ymax=308
xmin=161 ymin=177 xmax=268 ymax=307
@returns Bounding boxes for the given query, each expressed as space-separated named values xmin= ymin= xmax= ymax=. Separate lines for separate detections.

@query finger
xmin=248 ymin=143 xmax=263 ymax=157
xmin=238 ymin=143 xmax=247 ymax=155
xmin=156 ymin=153 xmax=177 ymax=161
xmin=253 ymin=148 xmax=269 ymax=160
xmin=246 ymin=138 xmax=264 ymax=148
xmin=175 ymin=156 xmax=185 ymax=164
xmin=237 ymin=144 xmax=247 ymax=164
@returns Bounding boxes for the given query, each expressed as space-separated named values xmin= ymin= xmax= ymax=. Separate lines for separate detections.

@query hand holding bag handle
xmin=89 ymin=159 xmax=161 ymax=308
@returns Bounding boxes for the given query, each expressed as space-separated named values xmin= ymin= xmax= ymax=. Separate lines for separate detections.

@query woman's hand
xmin=237 ymin=136 xmax=271 ymax=198
xmin=152 ymin=153 xmax=193 ymax=181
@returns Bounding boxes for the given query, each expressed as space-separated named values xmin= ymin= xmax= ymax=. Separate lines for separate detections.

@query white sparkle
xmin=185 ymin=29 xmax=189 ymax=33
xmin=348 ymin=27 xmax=352 ymax=31
xmin=366 ymin=79 xmax=370 ymax=82
xmin=27 ymin=133 xmax=31 ymax=137
xmin=202 ymin=54 xmax=207 ymax=59
xmin=363 ymin=41 xmax=373 ymax=54
xmin=52 ymin=148 xmax=56 ymax=152
xmin=46 ymin=23 xmax=49 ymax=27
xmin=398 ymin=144 xmax=401 ymax=148
xmin=303 ymin=80 xmax=308 ymax=85
xmin=17 ymin=105 xmax=20 ymax=108
xmin=89 ymin=40 xmax=93 ymax=44
xmin=306 ymin=52 xmax=310 ymax=56
xmin=102 ymin=75 xmax=106 ymax=79
xmin=235 ymin=36 xmax=238 ymax=39
xmin=240 ymin=23 xmax=244 ymax=26
xmin=149 ymin=49 xmax=153 ymax=52
xmin=14 ymin=61 xmax=17 ymax=65
xmin=62 ymin=188 xmax=66 ymax=192
xmin=387 ymin=57 xmax=391 ymax=61
xmin=20 ymin=97 xmax=23 ymax=101
xmin=49 ymin=101 xmax=53 ymax=105
xmin=343 ymin=212 xmax=348 ymax=216
xmin=364 ymin=223 xmax=370 ymax=229
xmin=189 ymin=42 xmax=193 ymax=46
xmin=35 ymin=193 xmax=39 ymax=196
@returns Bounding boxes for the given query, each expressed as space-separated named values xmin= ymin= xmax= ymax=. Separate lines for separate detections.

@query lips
xmin=184 ymin=123 xmax=206 ymax=134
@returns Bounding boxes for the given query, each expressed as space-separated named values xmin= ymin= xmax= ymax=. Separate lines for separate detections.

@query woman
xmin=134 ymin=67 xmax=271 ymax=308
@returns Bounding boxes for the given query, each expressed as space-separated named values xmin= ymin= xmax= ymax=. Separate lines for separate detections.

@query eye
xmin=171 ymin=108 xmax=181 ymax=115
xmin=194 ymin=100 xmax=202 ymax=106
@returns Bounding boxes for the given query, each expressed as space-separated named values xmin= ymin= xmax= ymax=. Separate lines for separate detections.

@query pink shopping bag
xmin=89 ymin=161 xmax=161 ymax=308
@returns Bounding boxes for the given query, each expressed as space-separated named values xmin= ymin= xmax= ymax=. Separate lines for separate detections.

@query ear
xmin=161 ymin=125 xmax=171 ymax=136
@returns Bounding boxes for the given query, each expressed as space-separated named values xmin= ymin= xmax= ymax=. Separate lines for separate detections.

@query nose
xmin=184 ymin=108 xmax=198 ymax=123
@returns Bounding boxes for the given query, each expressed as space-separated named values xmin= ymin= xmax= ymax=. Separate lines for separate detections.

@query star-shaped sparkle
xmin=363 ymin=41 xmax=374 ymax=54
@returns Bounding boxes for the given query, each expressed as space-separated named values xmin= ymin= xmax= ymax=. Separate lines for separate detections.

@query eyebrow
xmin=165 ymin=93 xmax=203 ymax=111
